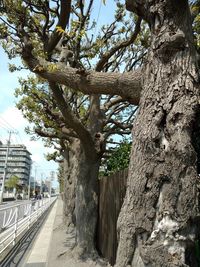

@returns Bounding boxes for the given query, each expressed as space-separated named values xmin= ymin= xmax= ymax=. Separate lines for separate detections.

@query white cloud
xmin=0 ymin=106 xmax=27 ymax=129
xmin=31 ymin=153 xmax=42 ymax=163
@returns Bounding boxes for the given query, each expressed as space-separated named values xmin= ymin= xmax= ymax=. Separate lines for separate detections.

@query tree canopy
xmin=1 ymin=1 xmax=200 ymax=266
xmin=102 ymin=140 xmax=131 ymax=176
xmin=5 ymin=175 xmax=20 ymax=189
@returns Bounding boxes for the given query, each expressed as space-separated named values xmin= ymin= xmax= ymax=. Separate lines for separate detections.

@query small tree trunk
xmin=75 ymin=150 xmax=100 ymax=257
xmin=116 ymin=1 xmax=200 ymax=266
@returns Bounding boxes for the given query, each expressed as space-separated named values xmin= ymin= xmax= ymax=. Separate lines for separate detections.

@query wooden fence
xmin=97 ymin=169 xmax=128 ymax=266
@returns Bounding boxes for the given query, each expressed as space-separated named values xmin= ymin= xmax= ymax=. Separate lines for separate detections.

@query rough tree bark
xmin=62 ymin=140 xmax=102 ymax=259
xmin=61 ymin=138 xmax=101 ymax=257
xmin=116 ymin=1 xmax=200 ymax=266
xmin=56 ymin=94 xmax=104 ymax=257
xmin=10 ymin=0 xmax=200 ymax=264
xmin=62 ymin=140 xmax=80 ymax=229
xmin=74 ymin=95 xmax=104 ymax=257
xmin=74 ymin=149 xmax=101 ymax=257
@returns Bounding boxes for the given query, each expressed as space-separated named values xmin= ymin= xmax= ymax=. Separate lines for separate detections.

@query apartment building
xmin=0 ymin=143 xmax=32 ymax=188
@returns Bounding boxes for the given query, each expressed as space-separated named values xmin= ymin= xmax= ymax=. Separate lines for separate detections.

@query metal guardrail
xmin=0 ymin=197 xmax=56 ymax=255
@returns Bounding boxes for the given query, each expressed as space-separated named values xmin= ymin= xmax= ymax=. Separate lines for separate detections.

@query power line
xmin=0 ymin=117 xmax=24 ymax=145
xmin=0 ymin=124 xmax=11 ymax=132
xmin=0 ymin=116 xmax=16 ymax=130
xmin=0 ymin=120 xmax=13 ymax=130
xmin=16 ymin=132 xmax=23 ymax=144
xmin=0 ymin=116 xmax=18 ymax=132
xmin=12 ymin=132 xmax=22 ymax=145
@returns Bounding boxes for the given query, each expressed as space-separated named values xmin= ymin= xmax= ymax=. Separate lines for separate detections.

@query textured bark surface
xmin=61 ymin=94 xmax=104 ymax=258
xmin=74 ymin=95 xmax=103 ymax=257
xmin=63 ymin=141 xmax=80 ymax=228
xmin=75 ymin=150 xmax=101 ymax=257
xmin=22 ymin=50 xmax=141 ymax=105
xmin=116 ymin=1 xmax=200 ymax=266
xmin=62 ymin=139 xmax=101 ymax=259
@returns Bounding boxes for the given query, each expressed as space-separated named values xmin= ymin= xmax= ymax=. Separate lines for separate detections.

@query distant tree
xmin=5 ymin=175 xmax=20 ymax=190
xmin=102 ymin=140 xmax=131 ymax=176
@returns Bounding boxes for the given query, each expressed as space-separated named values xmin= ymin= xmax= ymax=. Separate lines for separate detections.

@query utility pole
xmin=0 ymin=131 xmax=12 ymax=204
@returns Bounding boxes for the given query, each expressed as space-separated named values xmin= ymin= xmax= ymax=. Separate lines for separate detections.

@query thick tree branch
xmin=22 ymin=44 xmax=141 ymax=104
xmin=49 ymin=82 xmax=97 ymax=160
xmin=88 ymin=94 xmax=103 ymax=134
xmin=126 ymin=0 xmax=149 ymax=21
xmin=35 ymin=127 xmax=73 ymax=141
xmin=60 ymin=125 xmax=78 ymax=138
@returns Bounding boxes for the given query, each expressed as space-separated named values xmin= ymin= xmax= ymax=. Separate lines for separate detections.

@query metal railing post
xmin=0 ymin=197 xmax=56 ymax=255
xmin=13 ymin=206 xmax=19 ymax=245
xmin=28 ymin=203 xmax=31 ymax=229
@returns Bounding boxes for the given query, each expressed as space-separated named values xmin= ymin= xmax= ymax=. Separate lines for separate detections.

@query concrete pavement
xmin=21 ymin=197 xmax=107 ymax=267
xmin=22 ymin=200 xmax=58 ymax=267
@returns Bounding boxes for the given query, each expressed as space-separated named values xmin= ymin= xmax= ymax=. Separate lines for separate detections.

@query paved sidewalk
xmin=22 ymin=197 xmax=107 ymax=267
xmin=46 ymin=197 xmax=75 ymax=267
xmin=22 ymin=200 xmax=58 ymax=267
xmin=46 ymin=199 xmax=108 ymax=267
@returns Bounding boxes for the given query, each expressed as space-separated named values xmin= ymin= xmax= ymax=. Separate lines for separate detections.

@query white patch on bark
xmin=168 ymin=243 xmax=185 ymax=261
xmin=148 ymin=182 xmax=191 ymax=262
xmin=156 ymin=190 xmax=163 ymax=210
xmin=93 ymin=192 xmax=98 ymax=204
xmin=154 ymin=14 xmax=160 ymax=31
xmin=149 ymin=213 xmax=187 ymax=260
xmin=161 ymin=133 xmax=169 ymax=151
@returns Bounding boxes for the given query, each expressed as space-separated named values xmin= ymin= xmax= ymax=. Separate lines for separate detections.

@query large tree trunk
xmin=72 ymin=94 xmax=104 ymax=257
xmin=63 ymin=141 xmax=79 ymax=228
xmin=74 ymin=148 xmax=101 ymax=257
xmin=62 ymin=141 xmax=102 ymax=260
xmin=116 ymin=1 xmax=200 ymax=266
xmin=62 ymin=95 xmax=104 ymax=258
